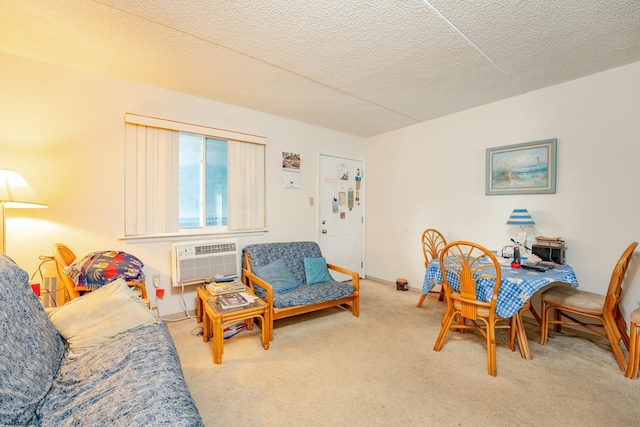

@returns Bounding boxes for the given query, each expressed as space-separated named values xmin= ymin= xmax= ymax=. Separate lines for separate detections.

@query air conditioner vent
xmin=171 ymin=240 xmax=238 ymax=287
xmin=194 ymin=242 xmax=236 ymax=256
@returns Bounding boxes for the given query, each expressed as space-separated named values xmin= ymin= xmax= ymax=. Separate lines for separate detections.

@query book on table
xmin=217 ymin=292 xmax=251 ymax=309
xmin=206 ymin=279 xmax=246 ymax=295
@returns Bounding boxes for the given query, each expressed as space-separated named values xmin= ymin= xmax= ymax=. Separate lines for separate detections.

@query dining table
xmin=423 ymin=256 xmax=579 ymax=358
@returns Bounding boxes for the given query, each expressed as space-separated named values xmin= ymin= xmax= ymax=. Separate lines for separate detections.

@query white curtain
xmin=227 ymin=141 xmax=265 ymax=231
xmin=124 ymin=113 xmax=266 ymax=236
xmin=124 ymin=124 xmax=179 ymax=236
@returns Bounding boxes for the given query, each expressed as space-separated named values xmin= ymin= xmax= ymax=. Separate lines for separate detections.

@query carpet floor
xmin=167 ymin=279 xmax=638 ymax=427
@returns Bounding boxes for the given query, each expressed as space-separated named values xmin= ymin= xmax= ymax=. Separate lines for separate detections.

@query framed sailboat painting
xmin=485 ymin=138 xmax=557 ymax=195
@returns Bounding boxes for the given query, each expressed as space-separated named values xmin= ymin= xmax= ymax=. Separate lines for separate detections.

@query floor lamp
xmin=0 ymin=169 xmax=48 ymax=254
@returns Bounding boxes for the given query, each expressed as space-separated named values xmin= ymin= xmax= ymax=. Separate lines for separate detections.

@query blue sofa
xmin=0 ymin=254 xmax=203 ymax=427
xmin=242 ymin=241 xmax=360 ymax=340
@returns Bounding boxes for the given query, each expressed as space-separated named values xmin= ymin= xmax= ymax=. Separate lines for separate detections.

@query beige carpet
xmin=167 ymin=279 xmax=637 ymax=427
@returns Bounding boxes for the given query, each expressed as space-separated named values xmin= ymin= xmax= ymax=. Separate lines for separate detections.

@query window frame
xmin=123 ymin=113 xmax=266 ymax=241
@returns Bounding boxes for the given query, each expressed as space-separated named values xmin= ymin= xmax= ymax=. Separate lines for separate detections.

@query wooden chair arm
xmin=327 ymin=263 xmax=360 ymax=291
xmin=243 ymin=269 xmax=274 ymax=305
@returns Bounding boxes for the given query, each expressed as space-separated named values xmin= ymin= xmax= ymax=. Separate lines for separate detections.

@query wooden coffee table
xmin=195 ymin=284 xmax=251 ymax=323
xmin=195 ymin=285 xmax=216 ymax=323
xmin=202 ymin=296 xmax=270 ymax=364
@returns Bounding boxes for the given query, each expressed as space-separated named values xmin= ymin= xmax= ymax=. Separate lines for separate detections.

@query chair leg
xmin=540 ymin=301 xmax=550 ymax=345
xmin=626 ymin=321 xmax=639 ymax=379
xmin=417 ymin=286 xmax=445 ymax=307
xmin=603 ymin=317 xmax=627 ymax=372
xmin=487 ymin=322 xmax=497 ymax=377
xmin=514 ymin=312 xmax=532 ymax=359
xmin=433 ymin=309 xmax=456 ymax=352
xmin=268 ymin=313 xmax=274 ymax=342
xmin=508 ymin=316 xmax=517 ymax=352
xmin=553 ymin=309 xmax=562 ymax=333
xmin=615 ymin=306 xmax=630 ymax=350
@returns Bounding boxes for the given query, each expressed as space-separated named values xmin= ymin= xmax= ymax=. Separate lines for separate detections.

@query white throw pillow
xmin=49 ymin=278 xmax=159 ymax=359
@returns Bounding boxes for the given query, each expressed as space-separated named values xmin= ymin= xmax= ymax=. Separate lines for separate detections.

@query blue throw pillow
xmin=304 ymin=257 xmax=332 ymax=285
xmin=255 ymin=259 xmax=299 ymax=293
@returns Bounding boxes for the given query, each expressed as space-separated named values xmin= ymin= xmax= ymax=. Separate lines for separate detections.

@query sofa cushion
xmin=255 ymin=259 xmax=299 ymax=293
xmin=254 ymin=282 xmax=355 ymax=308
xmin=304 ymin=257 xmax=333 ymax=284
xmin=49 ymin=278 xmax=160 ymax=359
xmin=0 ymin=254 xmax=65 ymax=426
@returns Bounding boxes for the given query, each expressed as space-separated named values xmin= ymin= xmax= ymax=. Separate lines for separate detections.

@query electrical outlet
xmin=153 ymin=274 xmax=161 ymax=288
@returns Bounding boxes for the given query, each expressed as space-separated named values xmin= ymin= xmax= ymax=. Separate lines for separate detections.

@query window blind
xmin=124 ymin=114 xmax=266 ymax=237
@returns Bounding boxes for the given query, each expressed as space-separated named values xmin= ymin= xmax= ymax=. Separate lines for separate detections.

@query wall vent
xmin=171 ymin=240 xmax=238 ymax=287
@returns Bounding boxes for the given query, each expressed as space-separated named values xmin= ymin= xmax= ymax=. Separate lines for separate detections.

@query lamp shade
xmin=1 ymin=169 xmax=48 ymax=253
xmin=0 ymin=169 xmax=47 ymax=208
xmin=506 ymin=209 xmax=535 ymax=226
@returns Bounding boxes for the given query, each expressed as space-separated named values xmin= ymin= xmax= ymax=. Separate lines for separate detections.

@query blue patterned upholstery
xmin=37 ymin=324 xmax=203 ymax=426
xmin=0 ymin=254 xmax=203 ymax=426
xmin=0 ymin=254 xmax=64 ymax=426
xmin=243 ymin=242 xmax=355 ymax=308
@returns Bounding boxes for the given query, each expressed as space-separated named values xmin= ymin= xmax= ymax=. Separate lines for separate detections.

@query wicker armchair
xmin=540 ymin=241 xmax=638 ymax=373
xmin=432 ymin=240 xmax=526 ymax=376
xmin=416 ymin=228 xmax=447 ymax=308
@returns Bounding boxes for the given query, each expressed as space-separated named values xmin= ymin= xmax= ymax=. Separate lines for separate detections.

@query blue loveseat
xmin=0 ymin=254 xmax=203 ymax=427
xmin=242 ymin=241 xmax=360 ymax=340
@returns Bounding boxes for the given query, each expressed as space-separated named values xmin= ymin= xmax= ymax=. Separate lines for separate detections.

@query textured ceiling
xmin=2 ymin=0 xmax=640 ymax=137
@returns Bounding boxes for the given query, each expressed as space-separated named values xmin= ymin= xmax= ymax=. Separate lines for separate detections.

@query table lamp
xmin=506 ymin=208 xmax=535 ymax=249
xmin=0 ymin=169 xmax=48 ymax=253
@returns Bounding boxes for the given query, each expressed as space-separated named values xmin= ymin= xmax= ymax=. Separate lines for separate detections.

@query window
xmin=124 ymin=114 xmax=266 ymax=237
xmin=178 ymin=134 xmax=228 ymax=229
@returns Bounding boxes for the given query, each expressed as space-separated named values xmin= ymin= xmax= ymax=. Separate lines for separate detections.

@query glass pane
xmin=178 ymin=132 xmax=202 ymax=227
xmin=205 ymin=138 xmax=228 ymax=226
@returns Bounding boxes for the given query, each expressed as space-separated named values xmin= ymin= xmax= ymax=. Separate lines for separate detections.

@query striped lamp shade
xmin=506 ymin=209 xmax=535 ymax=226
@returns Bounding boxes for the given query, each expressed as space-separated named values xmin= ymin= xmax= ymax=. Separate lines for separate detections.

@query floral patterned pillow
xmin=64 ymin=250 xmax=145 ymax=290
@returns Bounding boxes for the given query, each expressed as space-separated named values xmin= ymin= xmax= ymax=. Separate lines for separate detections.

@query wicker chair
xmin=540 ymin=241 xmax=638 ymax=373
xmin=416 ymin=228 xmax=447 ymax=307
xmin=52 ymin=243 xmax=149 ymax=307
xmin=432 ymin=240 xmax=525 ymax=376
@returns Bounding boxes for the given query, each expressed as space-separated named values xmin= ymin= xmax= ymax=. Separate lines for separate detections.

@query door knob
xmin=322 ymin=229 xmax=327 ymax=234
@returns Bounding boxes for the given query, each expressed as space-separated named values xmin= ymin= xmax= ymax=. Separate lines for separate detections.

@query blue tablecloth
xmin=423 ymin=258 xmax=579 ymax=318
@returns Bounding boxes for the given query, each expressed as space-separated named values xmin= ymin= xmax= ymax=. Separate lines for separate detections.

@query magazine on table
xmin=217 ymin=292 xmax=251 ymax=309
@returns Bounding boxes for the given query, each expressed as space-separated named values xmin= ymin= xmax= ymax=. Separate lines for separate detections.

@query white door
xmin=318 ymin=154 xmax=364 ymax=280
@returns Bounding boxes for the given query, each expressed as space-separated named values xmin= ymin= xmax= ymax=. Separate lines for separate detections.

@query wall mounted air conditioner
xmin=171 ymin=240 xmax=239 ymax=287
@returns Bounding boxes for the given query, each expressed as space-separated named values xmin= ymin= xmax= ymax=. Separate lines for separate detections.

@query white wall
xmin=365 ymin=61 xmax=640 ymax=320
xmin=3 ymin=51 xmax=639 ymax=323
xmin=0 ymin=52 xmax=366 ymax=316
